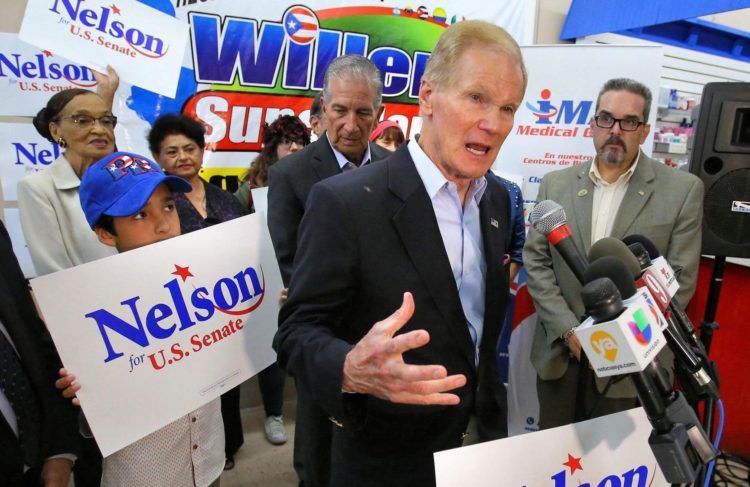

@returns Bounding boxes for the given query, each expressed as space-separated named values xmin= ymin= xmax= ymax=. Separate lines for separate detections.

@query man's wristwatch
xmin=561 ymin=328 xmax=576 ymax=347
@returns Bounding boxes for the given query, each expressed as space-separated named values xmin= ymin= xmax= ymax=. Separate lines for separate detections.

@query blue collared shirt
xmin=326 ymin=133 xmax=372 ymax=171
xmin=408 ymin=140 xmax=488 ymax=357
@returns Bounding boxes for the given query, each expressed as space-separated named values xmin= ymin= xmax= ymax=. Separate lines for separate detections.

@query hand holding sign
xmin=55 ymin=368 xmax=81 ymax=407
xmin=341 ymin=292 xmax=467 ymax=405
xmin=93 ymin=65 xmax=120 ymax=109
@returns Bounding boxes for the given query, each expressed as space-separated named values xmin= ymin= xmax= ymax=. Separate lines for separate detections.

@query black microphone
xmin=621 ymin=236 xmax=718 ymax=401
xmin=580 ymin=258 xmax=716 ymax=483
xmin=580 ymin=272 xmax=672 ymax=432
xmin=589 ymin=238 xmax=719 ymax=401
xmin=529 ymin=200 xmax=587 ymax=284
xmin=622 ymin=234 xmax=701 ymax=349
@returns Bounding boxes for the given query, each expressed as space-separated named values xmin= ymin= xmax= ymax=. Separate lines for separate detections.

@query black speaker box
xmin=689 ymin=82 xmax=750 ymax=258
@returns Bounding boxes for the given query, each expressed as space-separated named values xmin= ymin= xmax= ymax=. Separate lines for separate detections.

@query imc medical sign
xmin=30 ymin=214 xmax=282 ymax=456
xmin=19 ymin=0 xmax=189 ymax=97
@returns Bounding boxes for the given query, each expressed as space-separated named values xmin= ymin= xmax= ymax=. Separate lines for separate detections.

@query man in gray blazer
xmin=523 ymin=78 xmax=704 ymax=429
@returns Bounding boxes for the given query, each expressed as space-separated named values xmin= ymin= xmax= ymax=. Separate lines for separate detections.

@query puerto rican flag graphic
xmin=500 ymin=269 xmax=541 ymax=436
xmin=283 ymin=6 xmax=320 ymax=45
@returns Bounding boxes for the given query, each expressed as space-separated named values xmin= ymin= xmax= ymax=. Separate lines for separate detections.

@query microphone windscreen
xmin=588 ymin=237 xmax=642 ymax=278
xmin=581 ymin=277 xmax=623 ymax=322
xmin=583 ymin=256 xmax=637 ymax=299
xmin=529 ymin=200 xmax=566 ymax=236
xmin=623 ymin=234 xmax=661 ymax=259
xmin=627 ymin=242 xmax=652 ymax=269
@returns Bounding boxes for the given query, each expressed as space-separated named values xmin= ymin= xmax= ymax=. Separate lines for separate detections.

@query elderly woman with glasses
xmin=18 ymin=67 xmax=120 ymax=276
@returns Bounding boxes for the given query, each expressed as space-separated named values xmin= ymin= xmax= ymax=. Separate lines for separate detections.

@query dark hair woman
xmin=147 ymin=113 xmax=246 ymax=234
xmin=18 ymin=67 xmax=119 ymax=276
xmin=234 ymin=115 xmax=311 ymax=211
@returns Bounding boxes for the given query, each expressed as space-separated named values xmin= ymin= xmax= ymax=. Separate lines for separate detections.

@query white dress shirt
xmin=589 ymin=153 xmax=640 ymax=245
xmin=101 ymin=398 xmax=224 ymax=487
xmin=326 ymin=133 xmax=372 ymax=171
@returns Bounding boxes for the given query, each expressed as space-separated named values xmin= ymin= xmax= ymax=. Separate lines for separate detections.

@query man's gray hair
xmin=596 ymin=78 xmax=653 ymax=121
xmin=322 ymin=55 xmax=383 ymax=108
xmin=310 ymin=91 xmax=323 ymax=118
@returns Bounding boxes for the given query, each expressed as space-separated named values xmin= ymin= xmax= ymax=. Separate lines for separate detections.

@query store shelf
xmin=653 ymin=141 xmax=688 ymax=154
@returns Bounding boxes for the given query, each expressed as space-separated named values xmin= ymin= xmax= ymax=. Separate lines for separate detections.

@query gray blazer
xmin=17 ymin=155 xmax=116 ymax=276
xmin=523 ymin=152 xmax=704 ymax=397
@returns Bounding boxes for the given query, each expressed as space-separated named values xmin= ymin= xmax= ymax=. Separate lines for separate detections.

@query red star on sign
xmin=563 ymin=453 xmax=583 ymax=475
xmin=42 ymin=50 xmax=53 ymax=57
xmin=172 ymin=265 xmax=194 ymax=282
xmin=111 ymin=4 xmax=121 ymax=15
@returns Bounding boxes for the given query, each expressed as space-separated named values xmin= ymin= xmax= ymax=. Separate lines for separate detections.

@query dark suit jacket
xmin=267 ymin=133 xmax=391 ymax=286
xmin=0 ymin=222 xmax=80 ymax=485
xmin=274 ymin=144 xmax=511 ymax=487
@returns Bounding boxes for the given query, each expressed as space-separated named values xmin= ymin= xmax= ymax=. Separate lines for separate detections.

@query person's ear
xmin=49 ymin=122 xmax=62 ymax=144
xmin=95 ymin=226 xmax=117 ymax=248
xmin=638 ymin=123 xmax=651 ymax=145
xmin=419 ymin=79 xmax=434 ymax=116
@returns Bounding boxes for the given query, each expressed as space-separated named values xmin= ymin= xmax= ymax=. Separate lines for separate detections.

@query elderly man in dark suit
xmin=523 ymin=78 xmax=704 ymax=429
xmin=274 ymin=20 xmax=527 ymax=487
xmin=267 ymin=55 xmax=390 ymax=487
xmin=268 ymin=55 xmax=391 ymax=285
xmin=0 ymin=221 xmax=79 ymax=486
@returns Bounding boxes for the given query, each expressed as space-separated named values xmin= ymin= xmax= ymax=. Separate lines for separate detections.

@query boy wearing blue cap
xmin=58 ymin=152 xmax=225 ymax=486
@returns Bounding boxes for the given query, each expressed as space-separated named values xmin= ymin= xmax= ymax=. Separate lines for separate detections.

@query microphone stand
xmin=697 ymin=255 xmax=725 ymax=485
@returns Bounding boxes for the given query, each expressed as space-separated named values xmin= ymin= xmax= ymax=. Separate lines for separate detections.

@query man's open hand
xmin=341 ymin=292 xmax=466 ymax=405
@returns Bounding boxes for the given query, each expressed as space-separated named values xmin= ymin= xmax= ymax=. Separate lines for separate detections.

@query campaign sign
xmin=30 ymin=214 xmax=281 ymax=456
xmin=434 ymin=408 xmax=668 ymax=486
xmin=19 ymin=0 xmax=189 ymax=97
xmin=250 ymin=186 xmax=268 ymax=216
xmin=0 ymin=33 xmax=98 ymax=116
xmin=0 ymin=122 xmax=61 ymax=201
xmin=574 ymin=294 xmax=667 ymax=378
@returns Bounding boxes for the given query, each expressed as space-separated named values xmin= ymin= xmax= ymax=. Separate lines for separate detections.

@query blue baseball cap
xmin=80 ymin=151 xmax=192 ymax=229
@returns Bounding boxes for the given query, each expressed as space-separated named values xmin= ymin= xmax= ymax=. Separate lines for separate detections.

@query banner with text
xmin=30 ymin=214 xmax=281 ymax=456
xmin=0 ymin=122 xmax=61 ymax=201
xmin=19 ymin=0 xmax=189 ymax=97
xmin=435 ymin=408 xmax=668 ymax=487
xmin=106 ymin=0 xmax=533 ymax=185
xmin=498 ymin=45 xmax=662 ymax=207
xmin=0 ymin=33 xmax=100 ymax=116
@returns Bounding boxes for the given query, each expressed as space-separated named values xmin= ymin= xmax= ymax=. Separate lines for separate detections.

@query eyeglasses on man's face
xmin=593 ymin=113 xmax=644 ymax=132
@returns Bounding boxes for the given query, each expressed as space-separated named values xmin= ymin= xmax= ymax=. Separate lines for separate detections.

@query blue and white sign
xmin=30 ymin=214 xmax=282 ymax=456
xmin=19 ymin=0 xmax=189 ymax=97
xmin=0 ymin=122 xmax=61 ymax=201
xmin=0 ymin=33 xmax=97 ymax=116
